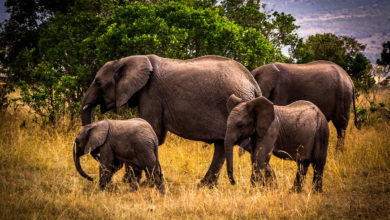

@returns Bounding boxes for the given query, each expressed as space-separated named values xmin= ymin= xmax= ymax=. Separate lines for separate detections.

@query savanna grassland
xmin=0 ymin=89 xmax=389 ymax=219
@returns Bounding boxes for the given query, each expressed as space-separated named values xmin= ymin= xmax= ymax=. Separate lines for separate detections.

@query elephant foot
xmin=336 ymin=129 xmax=346 ymax=151
xmin=335 ymin=139 xmax=344 ymax=152
xmin=122 ymin=173 xmax=132 ymax=183
xmin=101 ymin=183 xmax=118 ymax=192
xmin=313 ymin=187 xmax=323 ymax=193
xmin=289 ymin=185 xmax=303 ymax=193
xmin=335 ymin=145 xmax=345 ymax=152
xmin=140 ymin=179 xmax=154 ymax=188
xmin=157 ymin=183 xmax=166 ymax=195
xmin=198 ymin=177 xmax=219 ymax=189
xmin=312 ymin=183 xmax=323 ymax=193
xmin=129 ymin=182 xmax=139 ymax=192
xmin=238 ymin=148 xmax=246 ymax=157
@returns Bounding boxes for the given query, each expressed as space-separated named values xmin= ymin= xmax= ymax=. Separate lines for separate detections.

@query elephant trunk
xmin=73 ymin=142 xmax=94 ymax=181
xmin=224 ymin=135 xmax=236 ymax=185
xmin=81 ymin=105 xmax=95 ymax=126
xmin=81 ymin=86 xmax=99 ymax=125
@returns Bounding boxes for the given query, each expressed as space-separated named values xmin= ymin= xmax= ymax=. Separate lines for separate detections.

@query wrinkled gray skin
xmin=224 ymin=95 xmax=329 ymax=193
xmin=81 ymin=55 xmax=261 ymax=186
xmin=73 ymin=119 xmax=165 ymax=194
xmin=252 ymin=61 xmax=358 ymax=150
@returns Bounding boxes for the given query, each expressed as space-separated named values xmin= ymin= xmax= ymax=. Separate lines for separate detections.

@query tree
xmin=350 ymin=53 xmax=374 ymax=93
xmin=0 ymin=0 xmax=76 ymax=82
xmin=377 ymin=41 xmax=390 ymax=66
xmin=92 ymin=1 xmax=275 ymax=69
xmin=220 ymin=0 xmax=300 ymax=61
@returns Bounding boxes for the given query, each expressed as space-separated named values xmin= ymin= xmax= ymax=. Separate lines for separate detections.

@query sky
xmin=0 ymin=0 xmax=389 ymax=63
xmin=262 ymin=0 xmax=390 ymax=63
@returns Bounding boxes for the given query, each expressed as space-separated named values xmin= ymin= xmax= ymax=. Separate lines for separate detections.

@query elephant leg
xmin=139 ymin=102 xmax=167 ymax=145
xmin=144 ymin=163 xmax=165 ymax=194
xmin=123 ymin=162 xmax=142 ymax=183
xmin=125 ymin=163 xmax=143 ymax=192
xmin=312 ymin=162 xmax=325 ymax=193
xmin=264 ymin=163 xmax=277 ymax=188
xmin=333 ymin=100 xmax=351 ymax=151
xmin=336 ymin=128 xmax=346 ymax=151
xmin=98 ymin=147 xmax=117 ymax=190
xmin=250 ymin=143 xmax=273 ymax=188
xmin=99 ymin=165 xmax=115 ymax=190
xmin=200 ymin=140 xmax=225 ymax=188
xmin=290 ymin=160 xmax=310 ymax=193
xmin=123 ymin=163 xmax=132 ymax=183
xmin=147 ymin=164 xmax=165 ymax=194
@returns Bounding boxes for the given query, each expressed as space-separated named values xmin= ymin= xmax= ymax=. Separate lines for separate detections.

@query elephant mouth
xmin=237 ymin=137 xmax=252 ymax=153
xmin=84 ymin=99 xmax=114 ymax=114
xmin=100 ymin=101 xmax=109 ymax=113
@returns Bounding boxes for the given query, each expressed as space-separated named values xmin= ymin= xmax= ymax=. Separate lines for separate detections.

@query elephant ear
xmin=246 ymin=97 xmax=275 ymax=138
xmin=85 ymin=120 xmax=109 ymax=154
xmin=226 ymin=94 xmax=243 ymax=113
xmin=115 ymin=56 xmax=153 ymax=107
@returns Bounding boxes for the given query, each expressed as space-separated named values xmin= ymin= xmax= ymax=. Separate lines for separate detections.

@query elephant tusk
xmin=82 ymin=104 xmax=89 ymax=111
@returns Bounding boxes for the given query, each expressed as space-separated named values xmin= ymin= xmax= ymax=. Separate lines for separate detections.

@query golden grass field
xmin=0 ymin=89 xmax=389 ymax=219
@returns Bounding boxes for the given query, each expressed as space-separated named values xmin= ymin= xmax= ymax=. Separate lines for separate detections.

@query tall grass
xmin=0 ymin=89 xmax=389 ymax=219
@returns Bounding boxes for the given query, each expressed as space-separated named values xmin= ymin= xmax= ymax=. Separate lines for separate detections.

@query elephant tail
xmin=352 ymin=87 xmax=361 ymax=130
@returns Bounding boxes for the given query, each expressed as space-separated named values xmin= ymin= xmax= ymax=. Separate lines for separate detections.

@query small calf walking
xmin=73 ymin=119 xmax=165 ymax=194
xmin=224 ymin=95 xmax=329 ymax=193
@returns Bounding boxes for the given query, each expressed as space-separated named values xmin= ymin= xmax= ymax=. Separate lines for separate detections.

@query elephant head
xmin=224 ymin=95 xmax=275 ymax=185
xmin=81 ymin=56 xmax=153 ymax=125
xmin=73 ymin=120 xmax=109 ymax=181
xmin=252 ymin=64 xmax=279 ymax=101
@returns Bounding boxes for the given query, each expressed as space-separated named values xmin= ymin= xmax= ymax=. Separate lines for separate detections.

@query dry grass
xmin=0 ymin=89 xmax=389 ymax=219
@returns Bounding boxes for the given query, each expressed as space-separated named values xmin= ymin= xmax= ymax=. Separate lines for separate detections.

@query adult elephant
xmin=81 ymin=54 xmax=261 ymax=186
xmin=252 ymin=60 xmax=359 ymax=150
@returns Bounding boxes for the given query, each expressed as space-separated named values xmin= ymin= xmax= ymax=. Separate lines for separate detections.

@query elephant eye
xmin=95 ymin=80 xmax=102 ymax=87
xmin=236 ymin=123 xmax=244 ymax=129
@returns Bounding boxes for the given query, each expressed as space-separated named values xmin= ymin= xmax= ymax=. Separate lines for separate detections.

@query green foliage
xmin=220 ymin=0 xmax=300 ymax=61
xmin=377 ymin=41 xmax=390 ymax=66
xmin=357 ymin=101 xmax=390 ymax=126
xmin=292 ymin=33 xmax=374 ymax=92
xmin=350 ymin=53 xmax=375 ymax=93
xmin=92 ymin=2 xmax=275 ymax=68
xmin=16 ymin=11 xmax=103 ymax=124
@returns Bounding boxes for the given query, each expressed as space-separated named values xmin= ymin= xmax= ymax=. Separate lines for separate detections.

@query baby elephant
xmin=224 ymin=95 xmax=329 ymax=193
xmin=73 ymin=119 xmax=165 ymax=194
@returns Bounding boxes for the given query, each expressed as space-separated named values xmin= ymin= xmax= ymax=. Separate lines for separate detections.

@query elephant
xmin=224 ymin=95 xmax=329 ymax=193
xmin=73 ymin=119 xmax=165 ymax=194
xmin=252 ymin=61 xmax=358 ymax=150
xmin=80 ymin=54 xmax=261 ymax=186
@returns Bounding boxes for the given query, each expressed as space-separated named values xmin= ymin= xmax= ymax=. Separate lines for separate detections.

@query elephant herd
xmin=73 ymin=55 xmax=358 ymax=194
